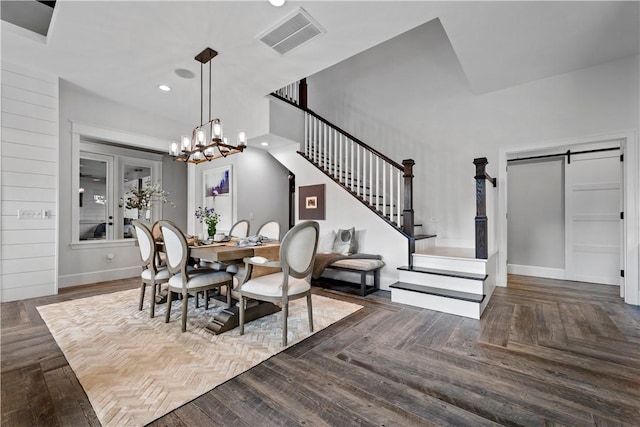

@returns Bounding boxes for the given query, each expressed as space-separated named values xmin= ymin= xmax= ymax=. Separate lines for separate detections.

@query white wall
xmin=58 ymin=80 xmax=189 ymax=287
xmin=1 ymin=62 xmax=59 ymax=302
xmin=307 ymin=19 xmax=639 ymax=250
xmin=507 ymin=159 xmax=565 ymax=278
xmin=269 ymin=141 xmax=409 ymax=290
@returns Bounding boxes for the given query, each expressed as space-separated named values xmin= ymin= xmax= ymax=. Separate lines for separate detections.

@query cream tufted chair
xmin=132 ymin=220 xmax=170 ymax=318
xmin=256 ymin=220 xmax=281 ymax=241
xmin=237 ymin=221 xmax=319 ymax=346
xmin=158 ymin=220 xmax=233 ymax=332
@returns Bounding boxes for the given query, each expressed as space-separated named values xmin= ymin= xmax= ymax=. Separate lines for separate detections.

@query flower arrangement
xmin=121 ymin=181 xmax=174 ymax=214
xmin=195 ymin=206 xmax=220 ymax=237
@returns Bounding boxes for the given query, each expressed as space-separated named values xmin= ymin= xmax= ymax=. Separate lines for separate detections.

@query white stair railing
xmin=304 ymin=111 xmax=405 ymax=229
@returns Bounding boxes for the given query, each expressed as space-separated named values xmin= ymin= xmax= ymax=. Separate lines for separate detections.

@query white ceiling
xmin=2 ymin=1 xmax=638 ymax=142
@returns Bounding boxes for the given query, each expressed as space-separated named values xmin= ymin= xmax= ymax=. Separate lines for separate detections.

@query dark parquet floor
xmin=2 ymin=275 xmax=639 ymax=426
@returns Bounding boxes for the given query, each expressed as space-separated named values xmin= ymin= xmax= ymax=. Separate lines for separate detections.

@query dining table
xmin=189 ymin=239 xmax=282 ymax=335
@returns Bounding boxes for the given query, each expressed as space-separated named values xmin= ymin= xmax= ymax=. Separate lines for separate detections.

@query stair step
xmin=390 ymin=281 xmax=485 ymax=303
xmin=397 ymin=266 xmax=486 ymax=281
xmin=414 ymin=234 xmax=436 ymax=240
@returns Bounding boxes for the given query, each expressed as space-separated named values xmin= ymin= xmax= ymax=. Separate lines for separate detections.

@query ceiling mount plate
xmin=195 ymin=47 xmax=218 ymax=64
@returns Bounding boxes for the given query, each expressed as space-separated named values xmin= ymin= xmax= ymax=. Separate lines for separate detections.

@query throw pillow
xmin=332 ymin=227 xmax=358 ymax=255
xmin=317 ymin=230 xmax=337 ymax=254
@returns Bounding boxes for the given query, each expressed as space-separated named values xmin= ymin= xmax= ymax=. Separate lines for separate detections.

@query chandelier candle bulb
xmin=238 ymin=131 xmax=247 ymax=146
xmin=213 ymin=121 xmax=222 ymax=139
xmin=181 ymin=136 xmax=190 ymax=150
xmin=169 ymin=142 xmax=179 ymax=156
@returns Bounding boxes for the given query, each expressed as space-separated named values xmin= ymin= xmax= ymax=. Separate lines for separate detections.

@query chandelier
xmin=169 ymin=47 xmax=247 ymax=164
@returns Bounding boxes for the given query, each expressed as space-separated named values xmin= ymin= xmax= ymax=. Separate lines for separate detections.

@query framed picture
xmin=299 ymin=184 xmax=325 ymax=220
xmin=203 ymin=165 xmax=233 ymax=232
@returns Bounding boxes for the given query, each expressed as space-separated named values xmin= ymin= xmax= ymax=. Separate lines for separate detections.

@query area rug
xmin=37 ymin=288 xmax=362 ymax=427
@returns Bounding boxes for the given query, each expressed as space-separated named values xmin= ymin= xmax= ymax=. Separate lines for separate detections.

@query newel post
xmin=299 ymin=78 xmax=307 ymax=110
xmin=402 ymin=159 xmax=415 ymax=237
xmin=474 ymin=157 xmax=489 ymax=259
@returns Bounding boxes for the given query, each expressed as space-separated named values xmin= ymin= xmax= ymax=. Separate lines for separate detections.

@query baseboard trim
xmin=59 ymin=267 xmax=139 ymax=288
xmin=507 ymin=264 xmax=565 ymax=280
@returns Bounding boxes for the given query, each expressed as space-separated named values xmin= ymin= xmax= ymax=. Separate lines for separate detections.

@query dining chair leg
xmin=307 ymin=294 xmax=314 ymax=333
xmin=239 ymin=296 xmax=245 ymax=335
xmin=225 ymin=283 xmax=232 ymax=309
xmin=181 ymin=292 xmax=188 ymax=332
xmin=282 ymin=303 xmax=289 ymax=347
xmin=165 ymin=290 xmax=173 ymax=323
xmin=139 ymin=283 xmax=146 ymax=311
xmin=150 ymin=283 xmax=157 ymax=318
xmin=205 ymin=290 xmax=210 ymax=310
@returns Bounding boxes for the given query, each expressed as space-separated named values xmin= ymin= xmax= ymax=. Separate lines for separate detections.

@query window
xmin=74 ymin=141 xmax=162 ymax=243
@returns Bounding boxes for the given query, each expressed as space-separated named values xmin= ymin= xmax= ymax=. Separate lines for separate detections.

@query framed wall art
xmin=299 ymin=184 xmax=325 ymax=220
xmin=203 ymin=165 xmax=233 ymax=231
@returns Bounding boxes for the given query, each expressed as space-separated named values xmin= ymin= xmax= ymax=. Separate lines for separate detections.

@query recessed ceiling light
xmin=261 ymin=142 xmax=269 ymax=146
xmin=158 ymin=84 xmax=171 ymax=92
xmin=175 ymin=68 xmax=196 ymax=79
xmin=269 ymin=0 xmax=285 ymax=7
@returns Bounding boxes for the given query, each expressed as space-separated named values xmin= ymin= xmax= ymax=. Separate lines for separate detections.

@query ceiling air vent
xmin=258 ymin=8 xmax=325 ymax=55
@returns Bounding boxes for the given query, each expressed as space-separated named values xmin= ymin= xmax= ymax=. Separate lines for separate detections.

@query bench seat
xmin=315 ymin=257 xmax=384 ymax=296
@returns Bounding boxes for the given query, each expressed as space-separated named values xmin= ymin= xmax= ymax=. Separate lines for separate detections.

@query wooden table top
xmin=190 ymin=241 xmax=280 ymax=263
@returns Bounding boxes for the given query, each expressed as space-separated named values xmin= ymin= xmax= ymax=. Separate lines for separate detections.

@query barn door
xmin=565 ymin=149 xmax=621 ymax=285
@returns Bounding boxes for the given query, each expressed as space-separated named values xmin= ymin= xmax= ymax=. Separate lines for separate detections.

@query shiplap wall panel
xmin=1 ymin=157 xmax=57 ymax=175
xmin=2 ymin=270 xmax=56 ymax=289
xmin=2 ymin=284 xmax=56 ymax=301
xmin=2 ymin=257 xmax=56 ymax=275
xmin=2 ymin=98 xmax=57 ymax=122
xmin=2 ymin=171 xmax=57 ymax=189
xmin=1 ymin=63 xmax=59 ymax=302
xmin=2 ymin=85 xmax=58 ymax=109
xmin=2 ymin=186 xmax=57 ymax=203
xmin=2 ymin=127 xmax=57 ymax=148
xmin=1 ymin=243 xmax=56 ymax=259
xmin=1 ymin=112 xmax=58 ymax=135
xmin=2 ymin=230 xmax=56 ymax=245
xmin=2 ymin=141 xmax=58 ymax=161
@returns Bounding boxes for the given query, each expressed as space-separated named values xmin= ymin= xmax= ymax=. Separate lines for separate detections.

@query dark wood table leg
xmin=204 ymin=296 xmax=280 ymax=335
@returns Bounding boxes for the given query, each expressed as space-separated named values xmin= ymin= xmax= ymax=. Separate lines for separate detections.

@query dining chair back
xmin=238 ymin=220 xmax=319 ymax=346
xmin=229 ymin=219 xmax=250 ymax=238
xmin=132 ymin=220 xmax=170 ymax=318
xmin=157 ymin=220 xmax=233 ymax=332
xmin=256 ymin=220 xmax=280 ymax=241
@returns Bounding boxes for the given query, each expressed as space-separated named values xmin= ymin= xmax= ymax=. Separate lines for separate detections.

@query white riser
xmin=412 ymin=254 xmax=487 ymax=275
xmin=391 ymin=288 xmax=482 ymax=319
xmin=398 ymin=270 xmax=484 ymax=294
xmin=415 ymin=237 xmax=436 ymax=252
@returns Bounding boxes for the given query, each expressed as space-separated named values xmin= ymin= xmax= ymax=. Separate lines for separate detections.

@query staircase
xmin=391 ymin=247 xmax=495 ymax=319
xmin=272 ymin=81 xmax=497 ymax=319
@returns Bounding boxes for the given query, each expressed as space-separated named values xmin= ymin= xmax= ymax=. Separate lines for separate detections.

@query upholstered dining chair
xmin=256 ymin=220 xmax=280 ymax=241
xmin=158 ymin=220 xmax=233 ymax=332
xmin=229 ymin=219 xmax=250 ymax=238
xmin=132 ymin=220 xmax=170 ymax=318
xmin=238 ymin=220 xmax=319 ymax=346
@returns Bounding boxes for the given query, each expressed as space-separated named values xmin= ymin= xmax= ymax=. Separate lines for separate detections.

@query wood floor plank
xmin=479 ymin=303 xmax=514 ymax=347
xmin=178 ymin=393 xmax=251 ymax=427
xmin=534 ymin=303 xmax=568 ymax=346
xmin=43 ymin=365 xmax=100 ymax=427
xmin=1 ymin=364 xmax=59 ymax=427
xmin=0 ymin=301 xmax=29 ymax=329
xmin=509 ymin=303 xmax=537 ymax=345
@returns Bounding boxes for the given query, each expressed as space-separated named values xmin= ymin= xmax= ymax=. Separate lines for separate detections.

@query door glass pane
xmin=79 ymin=158 xmax=108 ymax=240
xmin=122 ymin=165 xmax=152 ymax=238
